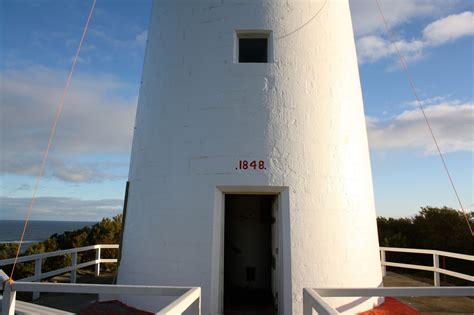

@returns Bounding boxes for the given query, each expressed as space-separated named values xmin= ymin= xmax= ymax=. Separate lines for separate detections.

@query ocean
xmin=0 ymin=220 xmax=97 ymax=246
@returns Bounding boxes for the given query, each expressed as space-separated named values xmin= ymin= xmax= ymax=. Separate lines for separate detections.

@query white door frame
xmin=210 ymin=186 xmax=292 ymax=315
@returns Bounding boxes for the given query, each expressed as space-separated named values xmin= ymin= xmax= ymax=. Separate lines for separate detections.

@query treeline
xmin=377 ymin=206 xmax=473 ymax=283
xmin=0 ymin=214 xmax=122 ymax=280
xmin=1 ymin=208 xmax=472 ymax=283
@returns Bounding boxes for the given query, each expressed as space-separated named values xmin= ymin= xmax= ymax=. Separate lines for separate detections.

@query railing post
xmin=303 ymin=289 xmax=312 ymax=315
xmin=2 ymin=281 xmax=17 ymax=315
xmin=32 ymin=258 xmax=42 ymax=300
xmin=95 ymin=247 xmax=101 ymax=276
xmin=380 ymin=249 xmax=387 ymax=277
xmin=71 ymin=251 xmax=78 ymax=283
xmin=433 ymin=253 xmax=440 ymax=287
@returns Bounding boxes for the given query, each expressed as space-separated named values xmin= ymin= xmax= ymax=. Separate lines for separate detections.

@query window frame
xmin=234 ymin=30 xmax=273 ymax=64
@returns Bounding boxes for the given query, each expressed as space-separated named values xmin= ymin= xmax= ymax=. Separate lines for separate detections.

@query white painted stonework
xmin=117 ymin=0 xmax=383 ymax=314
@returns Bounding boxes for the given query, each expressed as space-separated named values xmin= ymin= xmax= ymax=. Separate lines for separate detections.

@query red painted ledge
xmin=358 ymin=297 xmax=420 ymax=315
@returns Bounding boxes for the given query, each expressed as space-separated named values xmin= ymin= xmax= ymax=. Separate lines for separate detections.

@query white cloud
xmin=135 ymin=30 xmax=148 ymax=46
xmin=356 ymin=35 xmax=424 ymax=64
xmin=355 ymin=11 xmax=474 ymax=64
xmin=49 ymin=159 xmax=123 ymax=183
xmin=404 ymin=95 xmax=459 ymax=108
xmin=90 ymin=28 xmax=148 ymax=48
xmin=423 ymin=11 xmax=474 ymax=44
xmin=349 ymin=0 xmax=461 ymax=36
xmin=367 ymin=101 xmax=474 ymax=154
xmin=0 ymin=66 xmax=136 ymax=182
xmin=1 ymin=156 xmax=124 ymax=183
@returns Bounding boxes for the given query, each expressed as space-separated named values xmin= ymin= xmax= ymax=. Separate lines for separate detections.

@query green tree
xmin=412 ymin=206 xmax=473 ymax=254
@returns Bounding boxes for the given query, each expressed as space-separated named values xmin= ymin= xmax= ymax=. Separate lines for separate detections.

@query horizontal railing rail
xmin=0 ymin=273 xmax=200 ymax=315
xmin=3 ymin=244 xmax=470 ymax=287
xmin=0 ymin=244 xmax=118 ymax=266
xmin=1 ymin=244 xmax=472 ymax=314
xmin=0 ymin=244 xmax=119 ymax=299
xmin=303 ymin=287 xmax=474 ymax=315
xmin=379 ymin=247 xmax=474 ymax=285
xmin=380 ymin=247 xmax=474 ymax=261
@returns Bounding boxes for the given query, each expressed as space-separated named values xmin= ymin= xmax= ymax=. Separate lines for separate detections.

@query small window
xmin=237 ymin=31 xmax=270 ymax=63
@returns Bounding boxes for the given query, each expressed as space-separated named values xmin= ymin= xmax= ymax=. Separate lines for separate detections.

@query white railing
xmin=0 ymin=270 xmax=200 ymax=315
xmin=6 ymin=245 xmax=471 ymax=288
xmin=0 ymin=244 xmax=118 ymax=300
xmin=1 ymin=245 xmax=472 ymax=314
xmin=380 ymin=247 xmax=474 ymax=286
xmin=304 ymin=248 xmax=473 ymax=314
xmin=303 ymin=287 xmax=474 ymax=315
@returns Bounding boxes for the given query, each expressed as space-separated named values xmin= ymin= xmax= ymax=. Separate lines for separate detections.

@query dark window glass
xmin=239 ymin=38 xmax=268 ymax=63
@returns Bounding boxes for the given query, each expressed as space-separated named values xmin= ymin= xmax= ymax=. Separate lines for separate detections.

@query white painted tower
xmin=117 ymin=0 xmax=383 ymax=314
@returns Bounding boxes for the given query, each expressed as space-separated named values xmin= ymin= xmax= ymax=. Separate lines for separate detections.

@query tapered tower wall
xmin=117 ymin=0 xmax=383 ymax=313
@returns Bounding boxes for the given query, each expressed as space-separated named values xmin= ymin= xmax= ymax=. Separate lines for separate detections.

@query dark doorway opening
xmin=224 ymin=194 xmax=277 ymax=315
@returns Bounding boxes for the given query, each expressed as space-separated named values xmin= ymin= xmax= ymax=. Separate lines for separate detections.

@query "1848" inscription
xmin=236 ymin=160 xmax=266 ymax=170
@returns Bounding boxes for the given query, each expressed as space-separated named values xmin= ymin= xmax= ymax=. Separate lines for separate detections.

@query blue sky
xmin=1 ymin=0 xmax=472 ymax=221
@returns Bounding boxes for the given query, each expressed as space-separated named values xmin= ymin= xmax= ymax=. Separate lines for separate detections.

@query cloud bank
xmin=350 ymin=0 xmax=461 ymax=36
xmin=0 ymin=66 xmax=136 ymax=182
xmin=0 ymin=196 xmax=123 ymax=221
xmin=349 ymin=0 xmax=474 ymax=65
xmin=367 ymin=101 xmax=473 ymax=154
xmin=356 ymin=11 xmax=474 ymax=64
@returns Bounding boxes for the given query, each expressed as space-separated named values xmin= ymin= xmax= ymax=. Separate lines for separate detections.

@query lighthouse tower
xmin=117 ymin=0 xmax=383 ymax=313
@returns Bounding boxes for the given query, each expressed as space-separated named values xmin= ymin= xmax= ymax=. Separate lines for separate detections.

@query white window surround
xmin=234 ymin=30 xmax=273 ymax=64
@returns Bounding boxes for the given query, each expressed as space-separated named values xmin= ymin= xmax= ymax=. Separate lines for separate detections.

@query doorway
xmin=224 ymin=194 xmax=278 ymax=315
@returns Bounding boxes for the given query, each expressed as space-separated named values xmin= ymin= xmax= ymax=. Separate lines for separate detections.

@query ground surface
xmin=14 ymin=270 xmax=474 ymax=314
xmin=382 ymin=272 xmax=474 ymax=315
xmin=29 ymin=270 xmax=115 ymax=313
xmin=80 ymin=300 xmax=153 ymax=315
